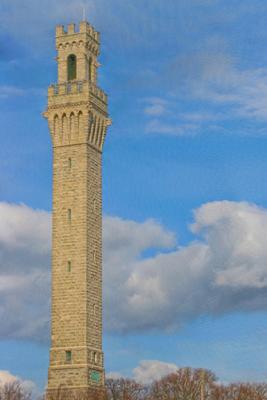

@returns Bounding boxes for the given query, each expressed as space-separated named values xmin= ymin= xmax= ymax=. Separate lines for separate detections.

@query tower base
xmin=46 ymin=386 xmax=105 ymax=400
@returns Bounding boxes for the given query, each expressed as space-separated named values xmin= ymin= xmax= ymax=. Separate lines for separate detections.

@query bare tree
xmin=0 ymin=381 xmax=32 ymax=400
xmin=209 ymin=382 xmax=267 ymax=400
xmin=149 ymin=368 xmax=216 ymax=400
xmin=105 ymin=378 xmax=147 ymax=400
xmin=3 ymin=369 xmax=267 ymax=400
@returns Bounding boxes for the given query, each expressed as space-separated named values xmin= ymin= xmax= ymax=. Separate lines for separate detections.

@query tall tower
xmin=44 ymin=21 xmax=110 ymax=399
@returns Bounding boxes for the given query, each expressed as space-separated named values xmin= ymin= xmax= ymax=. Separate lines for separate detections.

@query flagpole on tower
xmin=82 ymin=2 xmax=86 ymax=21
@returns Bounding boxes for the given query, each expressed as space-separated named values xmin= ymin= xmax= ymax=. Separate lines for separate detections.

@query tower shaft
xmin=44 ymin=21 xmax=110 ymax=399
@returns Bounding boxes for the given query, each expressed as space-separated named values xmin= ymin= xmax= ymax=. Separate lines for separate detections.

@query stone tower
xmin=43 ymin=21 xmax=110 ymax=399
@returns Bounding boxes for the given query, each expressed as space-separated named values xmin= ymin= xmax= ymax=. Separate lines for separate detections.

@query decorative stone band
xmin=48 ymin=80 xmax=107 ymax=104
xmin=44 ymin=110 xmax=111 ymax=151
xmin=46 ymin=386 xmax=105 ymax=400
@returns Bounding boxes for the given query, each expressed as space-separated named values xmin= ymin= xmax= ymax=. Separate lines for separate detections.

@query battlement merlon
xmin=46 ymin=81 xmax=109 ymax=112
xmin=56 ymin=21 xmax=100 ymax=47
xmin=55 ymin=21 xmax=101 ymax=84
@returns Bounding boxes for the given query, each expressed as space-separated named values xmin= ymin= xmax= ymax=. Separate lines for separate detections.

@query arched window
xmin=67 ymin=54 xmax=77 ymax=81
xmin=62 ymin=114 xmax=68 ymax=136
xmin=70 ymin=113 xmax=75 ymax=137
xmin=68 ymin=208 xmax=72 ymax=222
xmin=78 ymin=111 xmax=83 ymax=136
xmin=98 ymin=120 xmax=104 ymax=147
xmin=53 ymin=115 xmax=59 ymax=135
xmin=89 ymin=58 xmax=92 ymax=81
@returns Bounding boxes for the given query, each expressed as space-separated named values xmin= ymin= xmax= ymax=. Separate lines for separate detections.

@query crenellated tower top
xmin=55 ymin=21 xmax=100 ymax=84
xmin=56 ymin=21 xmax=100 ymax=41
xmin=44 ymin=20 xmax=111 ymax=153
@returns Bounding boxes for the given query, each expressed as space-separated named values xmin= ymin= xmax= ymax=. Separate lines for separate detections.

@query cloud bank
xmin=0 ymin=201 xmax=267 ymax=341
xmin=0 ymin=203 xmax=50 ymax=341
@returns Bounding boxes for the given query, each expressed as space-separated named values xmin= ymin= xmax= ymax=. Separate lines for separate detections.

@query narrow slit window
xmin=68 ymin=209 xmax=72 ymax=222
xmin=89 ymin=58 xmax=92 ymax=81
xmin=67 ymin=261 xmax=71 ymax=272
xmin=67 ymin=54 xmax=77 ymax=81
xmin=68 ymin=158 xmax=72 ymax=168
xmin=94 ymin=352 xmax=97 ymax=364
xmin=66 ymin=350 xmax=72 ymax=362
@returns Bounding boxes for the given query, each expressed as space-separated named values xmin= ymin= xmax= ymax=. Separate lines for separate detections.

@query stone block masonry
xmin=44 ymin=20 xmax=111 ymax=399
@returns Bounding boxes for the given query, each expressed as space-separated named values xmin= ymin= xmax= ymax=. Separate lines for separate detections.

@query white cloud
xmin=143 ymin=51 xmax=267 ymax=136
xmin=145 ymin=118 xmax=198 ymax=136
xmin=0 ymin=371 xmax=18 ymax=385
xmin=104 ymin=216 xmax=175 ymax=261
xmin=0 ymin=86 xmax=26 ymax=99
xmin=0 ymin=86 xmax=45 ymax=100
xmin=190 ymin=62 xmax=267 ymax=121
xmin=0 ymin=203 xmax=51 ymax=341
xmin=143 ymin=98 xmax=169 ymax=117
xmin=192 ymin=201 xmax=267 ymax=289
xmin=0 ymin=202 xmax=50 ymax=253
xmin=133 ymin=360 xmax=178 ymax=384
xmin=1 ymin=201 xmax=267 ymax=340
xmin=0 ymin=370 xmax=38 ymax=398
xmin=106 ymin=360 xmax=178 ymax=384
xmin=104 ymin=200 xmax=267 ymax=332
xmin=106 ymin=371 xmax=124 ymax=380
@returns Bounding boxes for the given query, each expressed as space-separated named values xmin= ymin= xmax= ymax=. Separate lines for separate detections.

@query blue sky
xmin=1 ymin=0 xmax=267 ymax=393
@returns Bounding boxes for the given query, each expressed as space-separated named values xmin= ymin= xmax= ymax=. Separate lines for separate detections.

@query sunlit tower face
xmin=44 ymin=21 xmax=111 ymax=400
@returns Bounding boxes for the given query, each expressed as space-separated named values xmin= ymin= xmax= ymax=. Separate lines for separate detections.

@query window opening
xmin=66 ymin=350 xmax=72 ymax=362
xmin=67 ymin=54 xmax=77 ymax=81
xmin=94 ymin=352 xmax=97 ymax=364
xmin=67 ymin=261 xmax=71 ymax=272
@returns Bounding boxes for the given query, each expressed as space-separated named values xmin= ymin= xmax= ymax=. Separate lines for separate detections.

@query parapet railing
xmin=48 ymin=81 xmax=107 ymax=103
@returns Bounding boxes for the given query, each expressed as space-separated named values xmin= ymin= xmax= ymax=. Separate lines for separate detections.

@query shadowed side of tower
xmin=44 ymin=21 xmax=111 ymax=399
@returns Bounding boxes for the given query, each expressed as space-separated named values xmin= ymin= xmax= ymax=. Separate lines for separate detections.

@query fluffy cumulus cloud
xmin=0 ymin=203 xmax=51 ymax=341
xmin=132 ymin=360 xmax=178 ymax=384
xmin=105 ymin=200 xmax=267 ymax=332
xmin=191 ymin=201 xmax=267 ymax=289
xmin=1 ymin=201 xmax=267 ymax=340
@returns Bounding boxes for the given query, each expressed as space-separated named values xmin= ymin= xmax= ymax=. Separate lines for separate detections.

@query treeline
xmin=106 ymin=369 xmax=267 ymax=400
xmin=1 ymin=368 xmax=267 ymax=400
